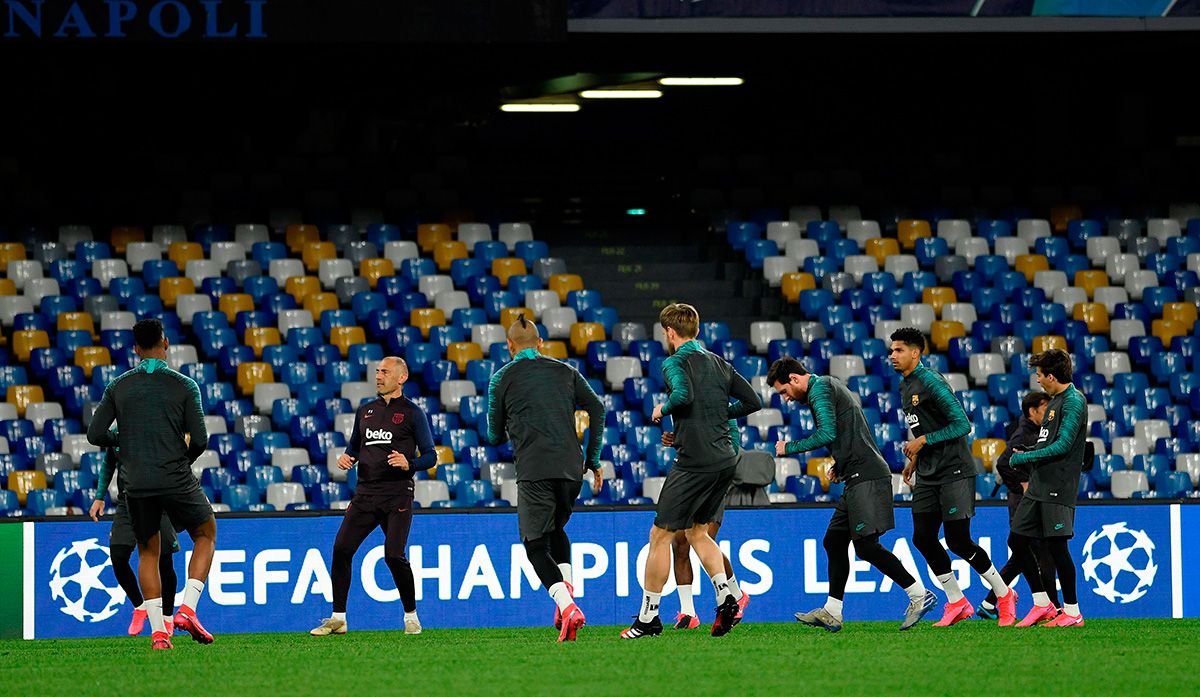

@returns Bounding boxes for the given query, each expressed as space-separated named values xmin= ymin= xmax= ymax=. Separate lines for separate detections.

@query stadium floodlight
xmin=500 ymin=104 xmax=581 ymax=113
xmin=657 ymin=78 xmax=744 ymax=86
xmin=578 ymin=89 xmax=663 ymax=99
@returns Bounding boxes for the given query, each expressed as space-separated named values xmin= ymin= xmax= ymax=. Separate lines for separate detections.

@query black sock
xmin=824 ymin=529 xmax=851 ymax=601
xmin=111 ymin=544 xmax=143 ymax=607
xmin=854 ymin=534 xmax=917 ymax=590
xmin=523 ymin=536 xmax=564 ymax=590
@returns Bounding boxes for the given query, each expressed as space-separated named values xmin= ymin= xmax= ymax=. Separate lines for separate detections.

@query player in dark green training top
xmin=1008 ymin=349 xmax=1088 ymax=628
xmin=769 ymin=356 xmax=936 ymax=632
xmin=87 ymin=318 xmax=215 ymax=650
xmin=622 ymin=304 xmax=761 ymax=639
xmin=487 ymin=314 xmax=606 ymax=642
xmin=890 ymin=327 xmax=1017 ymax=627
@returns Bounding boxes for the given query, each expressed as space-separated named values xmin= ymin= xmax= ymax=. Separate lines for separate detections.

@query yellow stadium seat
xmin=434 ymin=445 xmax=455 ymax=466
xmin=301 ymin=241 xmax=337 ymax=273
xmin=7 ymin=470 xmax=47 ymax=506
xmin=218 ymin=293 xmax=255 ymax=322
xmin=1072 ymin=303 xmax=1110 ymax=334
xmin=167 ymin=241 xmax=204 ymax=269
xmin=446 ymin=342 xmax=484 ymax=373
xmin=541 ymin=341 xmax=568 ymax=360
xmin=1014 ymin=254 xmax=1050 ymax=283
xmin=930 ymin=321 xmax=966 ymax=353
xmin=236 ymin=362 xmax=274 ymax=398
xmin=433 ymin=241 xmax=469 ymax=272
xmin=74 ymin=346 xmax=112 ymax=379
xmin=807 ymin=457 xmax=834 ymax=492
xmin=492 ymin=258 xmax=528 ymax=287
xmin=330 ymin=326 xmax=366 ymax=358
xmin=304 ymin=292 xmax=339 ymax=318
xmin=922 ymin=287 xmax=957 ymax=317
xmin=410 ymin=308 xmax=446 ymax=339
xmin=286 ymin=224 xmax=321 ymax=254
xmin=284 ymin=276 xmax=321 ymax=304
xmin=6 ymin=384 xmax=44 ymax=418
xmin=110 ymin=226 xmax=145 ymax=254
xmin=897 ymin=219 xmax=932 ymax=251
xmin=359 ymin=258 xmax=395 ymax=290
xmin=569 ymin=323 xmax=605 ymax=356
xmin=574 ymin=409 xmax=590 ymax=442
xmin=499 ymin=307 xmax=533 ymax=329
xmin=548 ymin=274 xmax=584 ymax=303
xmin=781 ymin=272 xmax=816 ymax=304
xmin=1152 ymin=319 xmax=1187 ymax=348
xmin=0 ymin=242 xmax=26 ymax=266
xmin=1032 ymin=335 xmax=1068 ymax=354
xmin=1163 ymin=302 xmax=1198 ymax=333
xmin=159 ymin=276 xmax=195 ymax=308
xmin=0 ymin=278 xmax=15 ymax=296
xmin=417 ymin=224 xmax=453 ymax=253
xmin=244 ymin=327 xmax=282 ymax=359
xmin=1050 ymin=205 xmax=1082 ymax=233
xmin=12 ymin=330 xmax=49 ymax=362
xmin=57 ymin=311 xmax=97 ymax=338
xmin=972 ymin=438 xmax=1007 ymax=472
xmin=1074 ymin=270 xmax=1109 ymax=300
xmin=864 ymin=237 xmax=900 ymax=266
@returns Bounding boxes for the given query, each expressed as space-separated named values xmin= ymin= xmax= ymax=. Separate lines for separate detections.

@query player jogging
xmin=309 ymin=356 xmax=436 ymax=637
xmin=86 ymin=318 xmax=215 ymax=650
xmin=622 ymin=303 xmax=761 ymax=639
xmin=769 ymin=356 xmax=936 ymax=632
xmin=486 ymin=314 xmax=606 ymax=642
xmin=1007 ymin=349 xmax=1088 ymax=628
xmin=889 ymin=327 xmax=1017 ymax=627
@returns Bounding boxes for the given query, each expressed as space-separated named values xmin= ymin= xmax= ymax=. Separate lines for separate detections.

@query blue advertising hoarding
xmin=21 ymin=503 xmax=1194 ymax=639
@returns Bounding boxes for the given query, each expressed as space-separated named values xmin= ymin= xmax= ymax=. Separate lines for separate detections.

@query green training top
xmin=784 ymin=375 xmax=890 ymax=487
xmin=1010 ymin=384 xmax=1088 ymax=507
xmin=660 ymin=340 xmax=761 ymax=473
xmin=487 ymin=348 xmax=606 ymax=481
xmin=86 ymin=358 xmax=208 ymax=497
xmin=900 ymin=363 xmax=979 ymax=485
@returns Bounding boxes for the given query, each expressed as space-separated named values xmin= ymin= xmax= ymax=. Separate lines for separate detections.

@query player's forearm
xmin=659 ymin=361 xmax=692 ymax=415
xmin=923 ymin=385 xmax=971 ymax=445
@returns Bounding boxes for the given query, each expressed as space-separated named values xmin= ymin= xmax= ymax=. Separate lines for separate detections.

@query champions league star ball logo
xmin=1081 ymin=522 xmax=1158 ymax=604
xmin=48 ymin=539 xmax=127 ymax=623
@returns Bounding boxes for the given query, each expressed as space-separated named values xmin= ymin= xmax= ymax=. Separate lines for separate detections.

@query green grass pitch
xmin=2 ymin=620 xmax=1197 ymax=696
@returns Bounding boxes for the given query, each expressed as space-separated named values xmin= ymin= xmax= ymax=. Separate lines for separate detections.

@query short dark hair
xmin=1021 ymin=391 xmax=1051 ymax=418
xmin=132 ymin=318 xmax=165 ymax=350
xmin=890 ymin=327 xmax=925 ymax=352
xmin=767 ymin=357 xmax=808 ymax=386
xmin=1029 ymin=349 xmax=1073 ymax=384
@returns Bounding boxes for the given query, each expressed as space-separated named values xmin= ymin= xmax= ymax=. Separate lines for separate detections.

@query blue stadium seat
xmin=366 ymin=223 xmax=404 ymax=248
xmin=252 ymin=432 xmax=291 ymax=459
xmin=231 ymin=451 xmax=265 ymax=482
xmin=313 ymin=482 xmax=351 ymax=509
xmin=261 ymin=292 xmax=298 ymax=316
xmin=351 ymin=292 xmax=387 ymax=323
xmin=26 ymin=489 xmax=65 ymax=516
xmin=109 ymin=276 xmax=145 ymax=307
xmin=247 ymin=465 xmax=284 ymax=493
xmin=221 ymin=485 xmax=257 ymax=511
xmin=290 ymin=465 xmax=328 ymax=499
xmin=201 ymin=467 xmax=236 ymax=492
xmin=465 ymin=276 xmax=501 ymax=306
xmin=785 ymin=474 xmax=821 ymax=501
xmin=209 ymin=433 xmax=247 ymax=468
xmin=1156 ymin=471 xmax=1192 ymax=498
xmin=863 ymin=272 xmax=897 ymax=302
xmin=586 ymin=340 xmax=621 ymax=374
xmin=727 ymin=222 xmax=761 ymax=251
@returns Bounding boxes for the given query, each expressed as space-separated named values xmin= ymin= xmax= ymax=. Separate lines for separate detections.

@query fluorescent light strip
xmin=500 ymin=104 xmax=580 ymax=113
xmin=579 ymin=90 xmax=663 ymax=99
xmin=658 ymin=77 xmax=744 ymax=86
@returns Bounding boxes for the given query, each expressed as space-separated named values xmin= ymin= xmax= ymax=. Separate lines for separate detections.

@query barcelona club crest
xmin=1047 ymin=409 xmax=1055 ymax=422
xmin=911 ymin=394 xmax=920 ymax=406
xmin=393 ymin=412 xmax=405 ymax=425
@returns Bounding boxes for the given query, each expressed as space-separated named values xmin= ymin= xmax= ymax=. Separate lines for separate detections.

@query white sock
xmin=980 ymin=600 xmax=996 ymax=611
xmin=332 ymin=612 xmax=346 ymax=622
xmin=824 ymin=596 xmax=844 ymax=620
xmin=979 ymin=564 xmax=1010 ymax=597
xmin=904 ymin=581 xmax=927 ymax=600
xmin=1032 ymin=591 xmax=1051 ymax=607
xmin=936 ymin=572 xmax=965 ymax=603
xmin=404 ymin=611 xmax=419 ymax=622
xmin=145 ymin=598 xmax=165 ymax=634
xmin=548 ymin=582 xmax=574 ymax=612
xmin=727 ymin=572 xmax=741 ymax=598
xmin=182 ymin=578 xmax=205 ymax=612
xmin=638 ymin=591 xmax=661 ymax=622
xmin=1064 ymin=603 xmax=1080 ymax=617
xmin=136 ymin=601 xmax=147 ymax=612
xmin=558 ymin=563 xmax=573 ymax=587
xmin=677 ymin=584 xmax=696 ymax=616
xmin=711 ymin=573 xmax=742 ymax=603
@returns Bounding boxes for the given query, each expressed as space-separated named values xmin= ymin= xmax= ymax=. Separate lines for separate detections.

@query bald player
xmin=487 ymin=314 xmax=606 ymax=642
xmin=310 ymin=356 xmax=437 ymax=637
